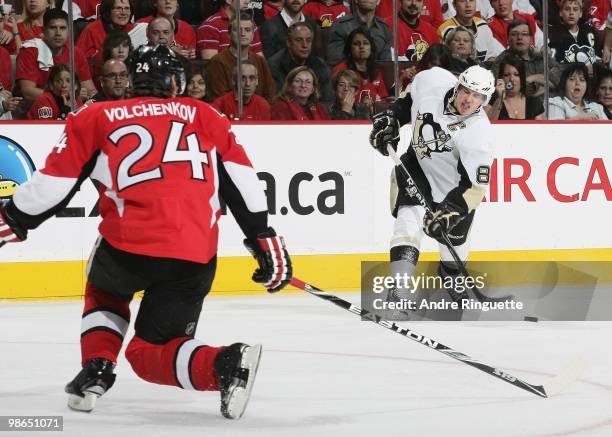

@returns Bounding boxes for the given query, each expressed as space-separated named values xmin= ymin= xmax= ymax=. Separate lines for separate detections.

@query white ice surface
xmin=1 ymin=293 xmax=611 ymax=437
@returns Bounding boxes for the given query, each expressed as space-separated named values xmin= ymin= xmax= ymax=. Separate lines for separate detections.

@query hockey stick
xmin=387 ymin=145 xmax=511 ymax=303
xmin=290 ymin=277 xmax=586 ymax=398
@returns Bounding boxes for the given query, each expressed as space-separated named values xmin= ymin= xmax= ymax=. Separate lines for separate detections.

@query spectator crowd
xmin=1 ymin=0 xmax=612 ymax=121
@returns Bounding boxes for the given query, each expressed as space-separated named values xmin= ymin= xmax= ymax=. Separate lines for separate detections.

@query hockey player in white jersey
xmin=369 ymin=65 xmax=495 ymax=313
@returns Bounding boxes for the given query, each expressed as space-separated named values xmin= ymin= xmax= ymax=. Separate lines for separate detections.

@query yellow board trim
xmin=0 ymin=248 xmax=611 ymax=301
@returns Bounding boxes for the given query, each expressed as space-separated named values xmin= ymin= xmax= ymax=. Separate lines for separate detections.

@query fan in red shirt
xmin=488 ymin=0 xmax=541 ymax=47
xmin=136 ymin=0 xmax=197 ymax=58
xmin=76 ymin=0 xmax=135 ymax=59
xmin=271 ymin=65 xmax=329 ymax=120
xmin=212 ymin=61 xmax=271 ymax=120
xmin=303 ymin=0 xmax=349 ymax=28
xmin=331 ymin=28 xmax=389 ymax=113
xmin=1 ymin=44 xmax=291 ymax=420
xmin=376 ymin=0 xmax=443 ymax=29
xmin=15 ymin=8 xmax=95 ymax=101
xmin=197 ymin=0 xmax=263 ymax=60
xmin=27 ymin=64 xmax=84 ymax=119
xmin=1 ymin=0 xmax=49 ymax=54
xmin=384 ymin=0 xmax=440 ymax=61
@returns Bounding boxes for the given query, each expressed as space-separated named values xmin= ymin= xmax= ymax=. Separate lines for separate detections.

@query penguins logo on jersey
xmin=411 ymin=112 xmax=452 ymax=159
xmin=564 ymin=43 xmax=597 ymax=64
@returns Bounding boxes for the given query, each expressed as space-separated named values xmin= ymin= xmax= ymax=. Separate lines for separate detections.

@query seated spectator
xmin=271 ymin=65 xmax=329 ymax=119
xmin=136 ymin=0 xmax=196 ymax=58
xmin=327 ymin=0 xmax=392 ymax=66
xmin=595 ymin=69 xmax=612 ymax=118
xmin=1 ymin=0 xmax=54 ymax=54
xmin=146 ymin=16 xmax=174 ymax=46
xmin=0 ymin=89 xmax=22 ymax=120
xmin=487 ymin=0 xmax=543 ymax=48
xmin=90 ymin=30 xmax=132 ymax=88
xmin=268 ymin=22 xmax=332 ymax=102
xmin=76 ymin=0 xmax=135 ymax=59
xmin=303 ymin=0 xmax=349 ymax=29
xmin=331 ymin=28 xmax=388 ymax=113
xmin=184 ymin=64 xmax=209 ymax=101
xmin=387 ymin=0 xmax=440 ymax=62
xmin=87 ymin=58 xmax=128 ymax=102
xmin=16 ymin=8 xmax=95 ymax=101
xmin=377 ymin=0 xmax=443 ymax=29
xmin=197 ymin=0 xmax=263 ymax=60
xmin=0 ymin=45 xmax=11 ymax=90
xmin=444 ymin=25 xmax=479 ymax=71
xmin=260 ymin=0 xmax=320 ymax=59
xmin=213 ymin=61 xmax=271 ymax=119
xmin=27 ymin=64 xmax=84 ymax=119
xmin=486 ymin=54 xmax=544 ymax=119
xmin=328 ymin=69 xmax=370 ymax=119
xmin=491 ymin=19 xmax=563 ymax=97
xmin=549 ymin=0 xmax=601 ymax=67
xmin=438 ymin=0 xmax=504 ymax=62
xmin=548 ymin=63 xmax=607 ymax=120
xmin=207 ymin=11 xmax=275 ymax=101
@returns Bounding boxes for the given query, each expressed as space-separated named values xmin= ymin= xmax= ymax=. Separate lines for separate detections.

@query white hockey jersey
xmin=406 ymin=67 xmax=494 ymax=209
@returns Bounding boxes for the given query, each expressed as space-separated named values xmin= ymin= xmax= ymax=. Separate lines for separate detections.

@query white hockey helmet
xmin=455 ymin=65 xmax=495 ymax=106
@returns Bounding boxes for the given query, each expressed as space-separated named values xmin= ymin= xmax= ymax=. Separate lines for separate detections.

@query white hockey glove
xmin=0 ymin=203 xmax=26 ymax=245
xmin=369 ymin=109 xmax=400 ymax=156
xmin=244 ymin=227 xmax=292 ymax=293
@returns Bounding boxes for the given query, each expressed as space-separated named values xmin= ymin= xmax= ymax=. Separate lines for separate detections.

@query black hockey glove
xmin=369 ymin=109 xmax=400 ymax=156
xmin=244 ymin=227 xmax=292 ymax=293
xmin=423 ymin=200 xmax=467 ymax=245
xmin=0 ymin=202 xmax=27 ymax=245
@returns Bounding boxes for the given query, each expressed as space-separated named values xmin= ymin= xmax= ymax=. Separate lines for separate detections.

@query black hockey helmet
xmin=129 ymin=44 xmax=186 ymax=95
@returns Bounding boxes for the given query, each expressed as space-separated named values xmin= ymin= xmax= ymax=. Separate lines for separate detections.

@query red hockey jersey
xmin=12 ymin=97 xmax=268 ymax=263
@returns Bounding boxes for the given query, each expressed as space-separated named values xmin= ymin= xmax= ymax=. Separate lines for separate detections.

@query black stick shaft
xmin=290 ymin=277 xmax=547 ymax=398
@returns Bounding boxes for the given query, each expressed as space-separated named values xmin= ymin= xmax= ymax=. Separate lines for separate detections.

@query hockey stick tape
xmin=387 ymin=145 xmax=403 ymax=167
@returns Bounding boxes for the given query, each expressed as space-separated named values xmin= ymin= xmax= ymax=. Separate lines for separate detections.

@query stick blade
xmin=543 ymin=356 xmax=588 ymax=397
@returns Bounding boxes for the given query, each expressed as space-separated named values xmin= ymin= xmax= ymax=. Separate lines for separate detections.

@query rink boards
xmin=0 ymin=122 xmax=610 ymax=299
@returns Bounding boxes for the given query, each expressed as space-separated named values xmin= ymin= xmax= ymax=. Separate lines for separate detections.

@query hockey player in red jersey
xmin=0 ymin=44 xmax=292 ymax=419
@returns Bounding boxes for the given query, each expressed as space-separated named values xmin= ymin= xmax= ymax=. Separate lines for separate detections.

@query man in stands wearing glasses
xmin=87 ymin=59 xmax=129 ymax=102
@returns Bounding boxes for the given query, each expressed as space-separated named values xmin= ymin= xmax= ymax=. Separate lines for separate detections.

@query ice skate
xmin=65 ymin=358 xmax=116 ymax=412
xmin=214 ymin=343 xmax=262 ymax=419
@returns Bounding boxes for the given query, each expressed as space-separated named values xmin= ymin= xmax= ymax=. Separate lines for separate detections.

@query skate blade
xmin=222 ymin=344 xmax=262 ymax=420
xmin=67 ymin=392 xmax=99 ymax=412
